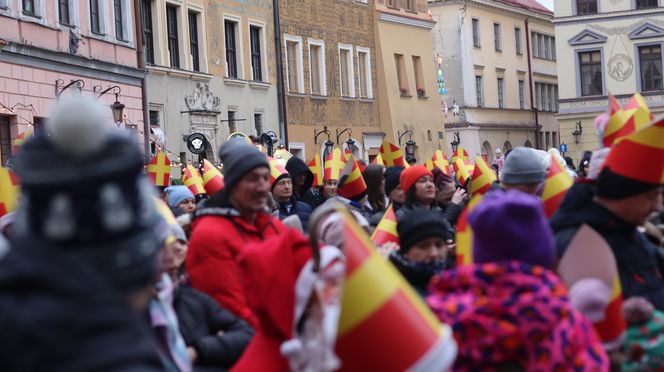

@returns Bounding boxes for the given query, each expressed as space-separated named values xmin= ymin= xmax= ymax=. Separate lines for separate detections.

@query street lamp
xmin=54 ymin=79 xmax=85 ymax=98
xmin=450 ymin=131 xmax=460 ymax=152
xmin=94 ymin=85 xmax=125 ymax=126
xmin=572 ymin=121 xmax=583 ymax=144
xmin=260 ymin=130 xmax=279 ymax=157
xmin=398 ymin=130 xmax=416 ymax=163
xmin=314 ymin=126 xmax=335 ymax=159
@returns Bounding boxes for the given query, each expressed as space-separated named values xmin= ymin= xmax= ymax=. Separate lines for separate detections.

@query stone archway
xmin=524 ymin=140 xmax=533 ymax=148
xmin=504 ymin=141 xmax=513 ymax=152
xmin=482 ymin=141 xmax=493 ymax=162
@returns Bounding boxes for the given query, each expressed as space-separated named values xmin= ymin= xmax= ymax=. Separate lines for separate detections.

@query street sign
xmin=560 ymin=143 xmax=568 ymax=154
xmin=186 ymin=133 xmax=208 ymax=154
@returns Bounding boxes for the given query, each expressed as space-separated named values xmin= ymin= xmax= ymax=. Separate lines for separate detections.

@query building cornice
xmin=0 ymin=41 xmax=144 ymax=85
xmin=377 ymin=10 xmax=436 ymax=29
xmin=428 ymin=0 xmax=553 ymax=23
xmin=554 ymin=8 xmax=664 ymax=25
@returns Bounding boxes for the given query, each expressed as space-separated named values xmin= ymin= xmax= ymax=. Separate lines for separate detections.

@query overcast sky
xmin=538 ymin=0 xmax=554 ymax=10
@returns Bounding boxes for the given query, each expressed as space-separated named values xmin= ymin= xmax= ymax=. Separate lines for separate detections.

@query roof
xmin=493 ymin=0 xmax=553 ymax=15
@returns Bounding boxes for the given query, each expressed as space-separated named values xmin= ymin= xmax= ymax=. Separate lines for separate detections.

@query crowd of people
xmin=0 ymin=93 xmax=663 ymax=371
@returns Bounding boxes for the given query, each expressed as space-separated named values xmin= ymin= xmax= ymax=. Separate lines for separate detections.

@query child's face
xmin=162 ymin=240 xmax=188 ymax=273
xmin=405 ymin=237 xmax=447 ymax=263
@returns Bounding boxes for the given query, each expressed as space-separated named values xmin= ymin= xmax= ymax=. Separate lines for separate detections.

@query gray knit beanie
xmin=219 ymin=139 xmax=269 ymax=192
xmin=501 ymin=147 xmax=546 ymax=185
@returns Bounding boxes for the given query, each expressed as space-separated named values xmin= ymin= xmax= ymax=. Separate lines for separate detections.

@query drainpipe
xmin=134 ymin=0 xmax=151 ymax=161
xmin=524 ymin=18 xmax=540 ymax=149
xmin=273 ymin=0 xmax=288 ymax=146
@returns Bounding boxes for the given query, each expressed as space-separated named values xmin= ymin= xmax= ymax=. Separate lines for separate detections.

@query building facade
xmin=278 ymin=0 xmax=380 ymax=161
xmin=429 ymin=0 xmax=559 ymax=162
xmin=0 ymin=0 xmax=144 ymax=165
xmin=375 ymin=0 xmax=450 ymax=161
xmin=554 ymin=0 xmax=664 ymax=161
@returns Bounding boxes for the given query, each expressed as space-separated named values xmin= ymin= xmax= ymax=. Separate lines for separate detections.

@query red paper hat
xmin=307 ymin=153 xmax=323 ymax=187
xmin=470 ymin=156 xmax=496 ymax=196
xmin=603 ymin=93 xmax=653 ymax=147
xmin=324 ymin=148 xmax=346 ymax=182
xmin=202 ymin=159 xmax=224 ymax=195
xmin=542 ymin=157 xmax=573 ymax=218
xmin=146 ymin=152 xmax=172 ymax=187
xmin=268 ymin=156 xmax=290 ymax=187
xmin=379 ymin=140 xmax=409 ymax=168
xmin=337 ymin=157 xmax=367 ymax=201
xmin=183 ymin=164 xmax=206 ymax=196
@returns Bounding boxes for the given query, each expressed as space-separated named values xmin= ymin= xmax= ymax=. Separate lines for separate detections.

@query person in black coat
xmin=272 ymin=172 xmax=313 ymax=228
xmin=552 ymin=178 xmax=664 ymax=309
xmin=285 ymin=156 xmax=325 ymax=209
xmin=174 ymin=285 xmax=254 ymax=371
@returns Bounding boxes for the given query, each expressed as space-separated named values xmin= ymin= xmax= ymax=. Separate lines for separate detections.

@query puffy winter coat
xmin=187 ymin=191 xmax=289 ymax=329
xmin=551 ymin=182 xmax=664 ymax=310
xmin=0 ymin=240 xmax=163 ymax=371
xmin=173 ymin=285 xmax=254 ymax=371
xmin=274 ymin=196 xmax=312 ymax=229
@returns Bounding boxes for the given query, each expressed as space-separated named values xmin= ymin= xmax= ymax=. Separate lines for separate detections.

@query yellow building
xmin=554 ymin=0 xmax=664 ymax=161
xmin=429 ymin=0 xmax=558 ymax=162
xmin=374 ymin=0 xmax=450 ymax=161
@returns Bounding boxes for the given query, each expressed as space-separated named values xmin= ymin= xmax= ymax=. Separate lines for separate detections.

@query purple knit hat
xmin=469 ymin=190 xmax=555 ymax=268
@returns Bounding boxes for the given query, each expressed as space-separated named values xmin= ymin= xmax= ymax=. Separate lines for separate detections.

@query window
xmin=141 ymin=0 xmax=154 ymax=64
xmin=497 ymin=78 xmax=504 ymax=108
xmin=552 ymin=132 xmax=558 ymax=149
xmin=250 ymin=26 xmax=263 ymax=81
xmin=534 ymin=82 xmax=559 ymax=112
xmin=475 ymin=75 xmax=484 ymax=107
xmin=285 ymin=35 xmax=304 ymax=93
xmin=579 ymin=50 xmax=602 ymax=96
xmin=339 ymin=44 xmax=354 ymax=97
xmin=472 ymin=18 xmax=480 ymax=48
xmin=532 ymin=32 xmax=556 ymax=61
xmin=166 ymin=5 xmax=180 ymax=68
xmin=254 ymin=113 xmax=263 ymax=135
xmin=636 ymin=0 xmax=658 ymax=9
xmin=0 ymin=117 xmax=10 ymax=164
xmin=225 ymin=20 xmax=238 ymax=78
xmin=577 ymin=0 xmax=598 ymax=15
xmin=395 ymin=53 xmax=408 ymax=95
xmin=189 ymin=12 xmax=200 ymax=72
xmin=639 ymin=45 xmax=663 ymax=92
xmin=413 ymin=56 xmax=425 ymax=97
xmin=59 ymin=0 xmax=70 ymax=25
xmin=114 ymin=0 xmax=124 ymax=40
xmin=308 ymin=39 xmax=326 ymax=95
xmin=515 ymin=28 xmax=522 ymax=55
xmin=494 ymin=23 xmax=501 ymax=52
xmin=228 ymin=111 xmax=236 ymax=133
xmin=90 ymin=0 xmax=101 ymax=33
xmin=405 ymin=0 xmax=414 ymax=11
xmin=387 ymin=0 xmax=396 ymax=7
xmin=358 ymin=48 xmax=372 ymax=98
xmin=22 ymin=0 xmax=36 ymax=16
xmin=518 ymin=80 xmax=525 ymax=109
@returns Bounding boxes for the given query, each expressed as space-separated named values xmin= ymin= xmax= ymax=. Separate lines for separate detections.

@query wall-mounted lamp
xmin=94 ymin=85 xmax=125 ymax=125
xmin=450 ymin=131 xmax=461 ymax=152
xmin=572 ymin=121 xmax=583 ymax=144
xmin=54 ymin=79 xmax=85 ymax=98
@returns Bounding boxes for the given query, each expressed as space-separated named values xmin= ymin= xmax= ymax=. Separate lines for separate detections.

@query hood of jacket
xmin=427 ymin=261 xmax=608 ymax=371
xmin=285 ymin=156 xmax=314 ymax=194
xmin=389 ymin=251 xmax=445 ymax=295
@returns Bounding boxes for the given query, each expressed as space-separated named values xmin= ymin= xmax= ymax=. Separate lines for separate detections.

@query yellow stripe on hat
xmin=338 ymin=253 xmax=400 ymax=336
xmin=627 ymin=122 xmax=664 ymax=149
xmin=542 ymin=170 xmax=573 ymax=201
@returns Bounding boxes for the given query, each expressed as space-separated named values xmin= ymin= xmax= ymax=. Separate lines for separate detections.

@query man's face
xmin=295 ymin=174 xmax=306 ymax=187
xmin=324 ymin=179 xmax=338 ymax=198
xmin=389 ymin=186 xmax=406 ymax=205
xmin=613 ymin=188 xmax=663 ymax=226
xmin=230 ymin=167 xmax=270 ymax=212
xmin=272 ymin=177 xmax=293 ymax=202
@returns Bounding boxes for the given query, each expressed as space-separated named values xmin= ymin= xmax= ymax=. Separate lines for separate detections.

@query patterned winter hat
xmin=12 ymin=96 xmax=165 ymax=290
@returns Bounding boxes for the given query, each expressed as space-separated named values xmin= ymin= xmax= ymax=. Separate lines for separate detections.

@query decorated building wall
xmin=554 ymin=0 xmax=664 ymax=162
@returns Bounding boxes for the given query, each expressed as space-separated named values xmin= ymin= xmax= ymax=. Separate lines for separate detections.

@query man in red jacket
xmin=187 ymin=139 xmax=289 ymax=328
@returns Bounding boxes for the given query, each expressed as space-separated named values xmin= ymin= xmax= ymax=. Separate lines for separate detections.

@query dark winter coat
xmin=285 ymin=157 xmax=325 ymax=209
xmin=187 ymin=190 xmax=290 ymax=329
xmin=551 ymin=182 xmax=664 ymax=310
xmin=439 ymin=201 xmax=463 ymax=227
xmin=173 ymin=285 xmax=254 ymax=371
xmin=0 ymin=240 xmax=163 ymax=371
xmin=274 ymin=196 xmax=312 ymax=228
xmin=389 ymin=251 xmax=446 ymax=297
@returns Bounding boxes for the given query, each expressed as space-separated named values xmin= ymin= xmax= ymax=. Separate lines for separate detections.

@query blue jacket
xmin=274 ymin=196 xmax=312 ymax=229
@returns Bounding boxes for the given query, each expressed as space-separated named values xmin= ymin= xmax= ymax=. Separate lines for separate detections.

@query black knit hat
xmin=384 ymin=166 xmax=404 ymax=196
xmin=12 ymin=96 xmax=165 ymax=291
xmin=596 ymin=167 xmax=660 ymax=200
xmin=397 ymin=209 xmax=450 ymax=254
xmin=219 ymin=139 xmax=270 ymax=192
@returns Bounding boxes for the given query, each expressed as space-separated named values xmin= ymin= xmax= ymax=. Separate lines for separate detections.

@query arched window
xmin=342 ymin=138 xmax=363 ymax=160
xmin=504 ymin=141 xmax=513 ymax=152
xmin=482 ymin=141 xmax=493 ymax=162
xmin=524 ymin=140 xmax=533 ymax=148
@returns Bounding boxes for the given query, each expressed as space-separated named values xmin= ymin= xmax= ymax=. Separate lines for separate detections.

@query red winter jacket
xmin=187 ymin=198 xmax=289 ymax=329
